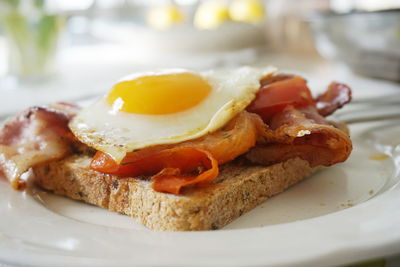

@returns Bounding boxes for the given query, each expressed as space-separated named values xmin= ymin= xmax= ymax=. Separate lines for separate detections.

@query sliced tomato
xmin=90 ymin=147 xmax=218 ymax=194
xmin=247 ymin=76 xmax=315 ymax=122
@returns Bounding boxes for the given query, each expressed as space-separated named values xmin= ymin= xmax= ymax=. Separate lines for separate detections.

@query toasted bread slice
xmin=32 ymin=155 xmax=318 ymax=231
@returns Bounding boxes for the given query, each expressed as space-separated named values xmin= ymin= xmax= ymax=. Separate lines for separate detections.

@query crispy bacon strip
xmin=179 ymin=111 xmax=263 ymax=164
xmin=247 ymin=75 xmax=315 ymax=122
xmin=316 ymin=82 xmax=352 ymax=116
xmin=246 ymin=105 xmax=352 ymax=167
xmin=92 ymin=147 xmax=218 ymax=194
xmin=245 ymin=74 xmax=352 ymax=167
xmin=0 ymin=103 xmax=80 ymax=189
xmin=90 ymin=111 xmax=262 ymax=194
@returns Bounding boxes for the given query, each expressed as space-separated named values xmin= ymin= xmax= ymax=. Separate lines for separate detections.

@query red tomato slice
xmin=247 ymin=76 xmax=315 ymax=122
xmin=90 ymin=147 xmax=218 ymax=194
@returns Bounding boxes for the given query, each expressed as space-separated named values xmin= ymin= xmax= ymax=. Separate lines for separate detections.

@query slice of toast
xmin=32 ymin=155 xmax=318 ymax=231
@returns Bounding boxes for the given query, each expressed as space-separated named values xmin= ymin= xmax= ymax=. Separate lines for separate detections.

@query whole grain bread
xmin=33 ymin=156 xmax=318 ymax=231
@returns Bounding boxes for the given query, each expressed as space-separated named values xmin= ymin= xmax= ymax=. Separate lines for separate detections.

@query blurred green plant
xmin=1 ymin=0 xmax=65 ymax=78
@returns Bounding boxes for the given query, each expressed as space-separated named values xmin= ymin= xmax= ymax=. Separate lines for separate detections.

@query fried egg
xmin=69 ymin=66 xmax=276 ymax=162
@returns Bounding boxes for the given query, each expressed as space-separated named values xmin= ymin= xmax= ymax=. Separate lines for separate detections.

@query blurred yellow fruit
xmin=229 ymin=0 xmax=265 ymax=23
xmin=194 ymin=1 xmax=230 ymax=30
xmin=147 ymin=4 xmax=185 ymax=30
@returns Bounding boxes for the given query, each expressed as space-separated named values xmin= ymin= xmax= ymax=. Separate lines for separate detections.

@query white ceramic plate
xmin=1 ymin=114 xmax=400 ymax=266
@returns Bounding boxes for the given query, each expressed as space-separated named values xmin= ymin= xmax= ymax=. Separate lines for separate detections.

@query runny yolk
xmin=107 ymin=72 xmax=212 ymax=115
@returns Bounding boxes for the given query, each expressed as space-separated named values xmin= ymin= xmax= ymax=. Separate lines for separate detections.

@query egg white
xmin=69 ymin=66 xmax=276 ymax=162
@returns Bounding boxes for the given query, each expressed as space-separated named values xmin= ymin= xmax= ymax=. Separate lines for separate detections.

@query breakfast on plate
xmin=0 ymin=66 xmax=352 ymax=231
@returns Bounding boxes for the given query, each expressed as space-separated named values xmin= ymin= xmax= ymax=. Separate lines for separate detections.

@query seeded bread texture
xmin=33 ymin=155 xmax=317 ymax=231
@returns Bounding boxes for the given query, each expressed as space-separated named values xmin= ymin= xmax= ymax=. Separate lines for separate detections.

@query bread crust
xmin=33 ymin=156 xmax=317 ymax=231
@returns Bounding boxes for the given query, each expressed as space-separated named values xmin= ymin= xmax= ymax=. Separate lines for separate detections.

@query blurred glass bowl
xmin=310 ymin=10 xmax=400 ymax=81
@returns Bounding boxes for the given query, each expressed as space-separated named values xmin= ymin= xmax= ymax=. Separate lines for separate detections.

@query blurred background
xmin=0 ymin=0 xmax=399 ymax=115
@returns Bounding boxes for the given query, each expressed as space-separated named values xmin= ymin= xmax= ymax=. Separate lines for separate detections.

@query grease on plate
xmin=369 ymin=153 xmax=389 ymax=161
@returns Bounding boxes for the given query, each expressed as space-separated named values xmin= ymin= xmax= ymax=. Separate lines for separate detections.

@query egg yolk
xmin=107 ymin=72 xmax=212 ymax=115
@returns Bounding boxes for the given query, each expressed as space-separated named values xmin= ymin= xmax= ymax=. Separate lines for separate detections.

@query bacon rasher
xmin=0 ymin=103 xmax=80 ymax=189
